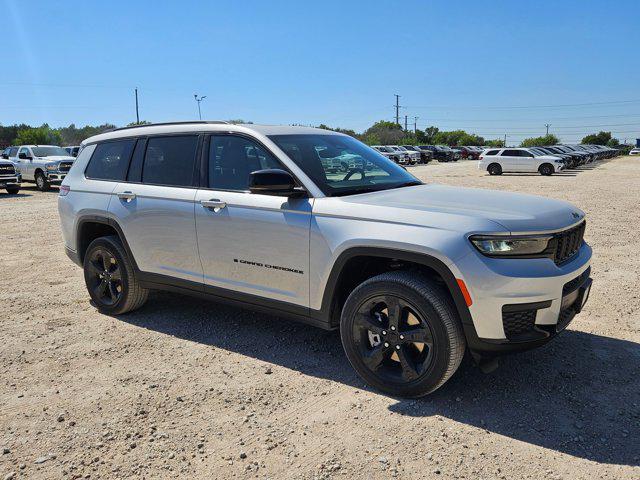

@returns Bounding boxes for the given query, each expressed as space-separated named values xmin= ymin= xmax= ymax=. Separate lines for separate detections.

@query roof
xmin=81 ymin=121 xmax=342 ymax=145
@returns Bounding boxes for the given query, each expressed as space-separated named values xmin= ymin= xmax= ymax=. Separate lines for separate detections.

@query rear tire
xmin=539 ymin=163 xmax=554 ymax=176
xmin=487 ymin=163 xmax=502 ymax=175
xmin=35 ymin=172 xmax=50 ymax=191
xmin=340 ymin=271 xmax=466 ymax=398
xmin=83 ymin=235 xmax=149 ymax=315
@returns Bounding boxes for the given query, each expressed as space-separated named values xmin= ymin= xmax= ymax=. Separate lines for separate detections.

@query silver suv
xmin=58 ymin=122 xmax=593 ymax=397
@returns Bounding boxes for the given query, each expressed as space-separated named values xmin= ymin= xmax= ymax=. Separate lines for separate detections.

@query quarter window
xmin=142 ymin=136 xmax=199 ymax=187
xmin=85 ymin=140 xmax=135 ymax=181
xmin=208 ymin=135 xmax=282 ymax=191
xmin=485 ymin=149 xmax=499 ymax=156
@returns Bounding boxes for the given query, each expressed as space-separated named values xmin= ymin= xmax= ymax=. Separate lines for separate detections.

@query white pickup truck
xmin=10 ymin=145 xmax=76 ymax=191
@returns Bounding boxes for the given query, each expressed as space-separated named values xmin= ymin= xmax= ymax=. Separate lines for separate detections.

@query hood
xmin=319 ymin=184 xmax=584 ymax=234
xmin=37 ymin=155 xmax=75 ymax=162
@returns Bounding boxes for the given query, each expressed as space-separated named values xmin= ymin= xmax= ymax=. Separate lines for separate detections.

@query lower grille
xmin=502 ymin=310 xmax=536 ymax=339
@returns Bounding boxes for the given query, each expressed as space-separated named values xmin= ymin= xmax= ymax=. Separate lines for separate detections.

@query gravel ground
xmin=1 ymin=156 xmax=638 ymax=480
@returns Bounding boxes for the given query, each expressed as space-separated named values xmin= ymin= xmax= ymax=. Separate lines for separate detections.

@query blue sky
xmin=2 ymin=0 xmax=639 ymax=143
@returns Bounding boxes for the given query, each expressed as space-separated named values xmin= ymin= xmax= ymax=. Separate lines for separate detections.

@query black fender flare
xmin=319 ymin=247 xmax=473 ymax=328
xmin=75 ymin=215 xmax=140 ymax=271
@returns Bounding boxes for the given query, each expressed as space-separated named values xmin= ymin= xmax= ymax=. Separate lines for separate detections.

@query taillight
xmin=59 ymin=185 xmax=70 ymax=196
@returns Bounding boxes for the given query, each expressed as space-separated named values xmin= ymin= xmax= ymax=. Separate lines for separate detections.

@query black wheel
xmin=35 ymin=171 xmax=50 ymax=191
xmin=6 ymin=187 xmax=19 ymax=194
xmin=83 ymin=235 xmax=148 ymax=315
xmin=340 ymin=271 xmax=466 ymax=398
xmin=487 ymin=163 xmax=502 ymax=175
xmin=539 ymin=163 xmax=553 ymax=176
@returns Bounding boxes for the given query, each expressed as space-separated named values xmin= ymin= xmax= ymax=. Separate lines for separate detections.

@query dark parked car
xmin=419 ymin=145 xmax=456 ymax=162
xmin=402 ymin=145 xmax=433 ymax=163
xmin=454 ymin=146 xmax=481 ymax=160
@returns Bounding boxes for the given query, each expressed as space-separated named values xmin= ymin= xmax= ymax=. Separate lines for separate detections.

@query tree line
xmin=0 ymin=121 xmax=627 ymax=150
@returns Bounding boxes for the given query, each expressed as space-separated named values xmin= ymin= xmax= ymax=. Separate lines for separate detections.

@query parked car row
xmin=478 ymin=144 xmax=619 ymax=176
xmin=1 ymin=144 xmax=77 ymax=191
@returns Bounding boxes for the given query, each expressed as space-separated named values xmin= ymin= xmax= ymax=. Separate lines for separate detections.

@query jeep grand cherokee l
xmin=59 ymin=122 xmax=593 ymax=397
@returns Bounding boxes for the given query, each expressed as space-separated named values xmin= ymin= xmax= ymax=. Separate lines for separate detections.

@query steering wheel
xmin=343 ymin=167 xmax=366 ymax=181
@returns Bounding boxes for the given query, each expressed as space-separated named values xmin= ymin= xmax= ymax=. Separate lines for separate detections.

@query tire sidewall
xmin=83 ymin=237 xmax=131 ymax=314
xmin=340 ymin=279 xmax=456 ymax=397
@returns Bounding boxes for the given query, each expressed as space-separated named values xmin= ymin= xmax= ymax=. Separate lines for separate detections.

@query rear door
xmin=194 ymin=133 xmax=312 ymax=307
xmin=499 ymin=149 xmax=520 ymax=171
xmin=108 ymin=135 xmax=203 ymax=284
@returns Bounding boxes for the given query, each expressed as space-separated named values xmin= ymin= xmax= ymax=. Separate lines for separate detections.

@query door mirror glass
xmin=249 ymin=169 xmax=298 ymax=196
xmin=18 ymin=152 xmax=30 ymax=160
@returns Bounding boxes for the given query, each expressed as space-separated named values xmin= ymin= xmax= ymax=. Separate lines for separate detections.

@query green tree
xmin=431 ymin=129 xmax=485 ymax=146
xmin=582 ymin=131 xmax=612 ymax=145
xmin=14 ymin=125 xmax=63 ymax=145
xmin=606 ymin=137 xmax=619 ymax=147
xmin=485 ymin=139 xmax=505 ymax=147
xmin=362 ymin=120 xmax=404 ymax=145
xmin=423 ymin=126 xmax=440 ymax=144
xmin=127 ymin=120 xmax=152 ymax=126
xmin=520 ymin=134 xmax=559 ymax=147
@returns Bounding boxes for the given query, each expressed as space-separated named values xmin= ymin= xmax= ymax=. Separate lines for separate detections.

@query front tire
xmin=83 ymin=235 xmax=149 ymax=315
xmin=539 ymin=163 xmax=554 ymax=176
xmin=340 ymin=271 xmax=466 ymax=398
xmin=35 ymin=172 xmax=51 ymax=191
xmin=6 ymin=186 xmax=19 ymax=194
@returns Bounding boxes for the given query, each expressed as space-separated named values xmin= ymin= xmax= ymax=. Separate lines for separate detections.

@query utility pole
xmin=404 ymin=115 xmax=408 ymax=131
xmin=545 ymin=123 xmax=551 ymax=136
xmin=504 ymin=134 xmax=507 ymax=147
xmin=134 ymin=88 xmax=140 ymax=124
xmin=394 ymin=94 xmax=401 ymax=126
xmin=194 ymin=94 xmax=206 ymax=120
xmin=414 ymin=116 xmax=418 ymax=135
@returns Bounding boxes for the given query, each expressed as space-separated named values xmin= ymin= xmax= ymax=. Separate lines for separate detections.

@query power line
xmin=406 ymin=99 xmax=640 ymax=110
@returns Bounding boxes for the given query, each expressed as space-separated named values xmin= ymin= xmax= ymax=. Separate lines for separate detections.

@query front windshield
xmin=268 ymin=134 xmax=421 ymax=196
xmin=31 ymin=146 xmax=70 ymax=157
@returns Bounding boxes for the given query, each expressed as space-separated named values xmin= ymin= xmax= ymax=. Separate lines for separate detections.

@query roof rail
xmin=111 ymin=120 xmax=230 ymax=132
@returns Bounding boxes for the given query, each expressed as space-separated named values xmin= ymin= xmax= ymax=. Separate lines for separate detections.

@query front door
xmin=194 ymin=134 xmax=312 ymax=308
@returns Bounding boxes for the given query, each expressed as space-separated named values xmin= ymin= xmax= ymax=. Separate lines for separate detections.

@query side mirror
xmin=18 ymin=152 xmax=27 ymax=159
xmin=249 ymin=169 xmax=301 ymax=196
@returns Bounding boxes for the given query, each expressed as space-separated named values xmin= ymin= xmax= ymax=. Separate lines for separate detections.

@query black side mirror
xmin=18 ymin=152 xmax=30 ymax=160
xmin=249 ymin=169 xmax=301 ymax=196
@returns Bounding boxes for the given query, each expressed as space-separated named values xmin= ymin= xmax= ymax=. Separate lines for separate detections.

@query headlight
xmin=46 ymin=163 xmax=57 ymax=171
xmin=469 ymin=235 xmax=552 ymax=256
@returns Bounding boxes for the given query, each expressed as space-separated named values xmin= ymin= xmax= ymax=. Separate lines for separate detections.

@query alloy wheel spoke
xmin=87 ymin=260 xmax=103 ymax=277
xmin=384 ymin=296 xmax=402 ymax=330
xmin=354 ymin=312 xmax=384 ymax=334
xmin=362 ymin=344 xmax=388 ymax=371
xmin=93 ymin=280 xmax=108 ymax=300
xmin=108 ymin=282 xmax=119 ymax=300
xmin=101 ymin=252 xmax=113 ymax=272
xmin=401 ymin=326 xmax=433 ymax=347
xmin=397 ymin=345 xmax=420 ymax=381
xmin=110 ymin=265 xmax=122 ymax=281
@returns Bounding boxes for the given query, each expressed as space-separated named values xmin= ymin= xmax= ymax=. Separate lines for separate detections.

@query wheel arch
xmin=76 ymin=215 xmax=139 ymax=271
xmin=320 ymin=247 xmax=473 ymax=329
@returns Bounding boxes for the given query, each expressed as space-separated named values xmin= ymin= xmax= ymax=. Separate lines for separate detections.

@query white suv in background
xmin=479 ymin=147 xmax=565 ymax=176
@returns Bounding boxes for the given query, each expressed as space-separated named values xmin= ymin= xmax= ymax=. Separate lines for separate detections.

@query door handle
xmin=201 ymin=199 xmax=227 ymax=211
xmin=117 ymin=191 xmax=136 ymax=202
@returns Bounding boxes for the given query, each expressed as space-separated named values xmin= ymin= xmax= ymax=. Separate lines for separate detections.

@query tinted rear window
xmin=85 ymin=140 xmax=136 ymax=181
xmin=142 ymin=136 xmax=199 ymax=187
xmin=485 ymin=150 xmax=499 ymax=156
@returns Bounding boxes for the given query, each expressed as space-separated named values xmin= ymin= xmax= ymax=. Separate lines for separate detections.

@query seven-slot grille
xmin=0 ymin=164 xmax=16 ymax=176
xmin=58 ymin=161 xmax=73 ymax=172
xmin=553 ymin=221 xmax=585 ymax=265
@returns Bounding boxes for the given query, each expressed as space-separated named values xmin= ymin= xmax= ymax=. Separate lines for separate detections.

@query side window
xmin=19 ymin=147 xmax=29 ymax=157
xmin=501 ymin=149 xmax=519 ymax=156
xmin=85 ymin=140 xmax=135 ymax=181
xmin=208 ymin=135 xmax=282 ymax=191
xmin=485 ymin=149 xmax=499 ymax=156
xmin=9 ymin=147 xmax=18 ymax=157
xmin=142 ymin=136 xmax=199 ymax=187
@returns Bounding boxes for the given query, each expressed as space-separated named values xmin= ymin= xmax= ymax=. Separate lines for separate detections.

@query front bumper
xmin=451 ymin=242 xmax=592 ymax=356
xmin=0 ymin=174 xmax=21 ymax=187
xmin=45 ymin=171 xmax=67 ymax=184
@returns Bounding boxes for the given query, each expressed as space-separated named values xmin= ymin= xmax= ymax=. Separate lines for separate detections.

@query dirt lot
xmin=1 ymin=156 xmax=639 ymax=480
